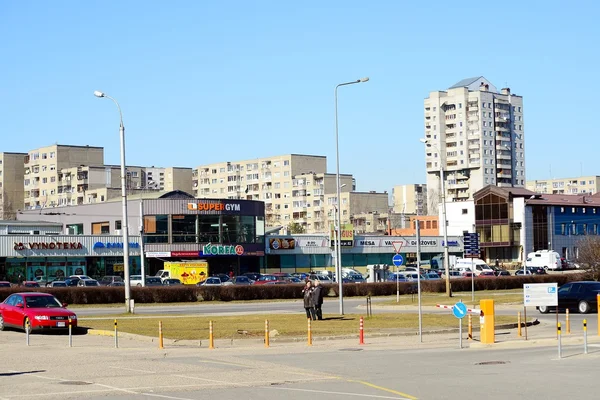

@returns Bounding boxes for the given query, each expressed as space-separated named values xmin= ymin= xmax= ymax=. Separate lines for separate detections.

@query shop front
xmin=0 ymin=235 xmax=141 ymax=283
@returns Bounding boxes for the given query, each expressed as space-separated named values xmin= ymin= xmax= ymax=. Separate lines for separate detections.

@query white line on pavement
xmin=263 ymin=386 xmax=411 ymax=399
xmin=108 ymin=366 xmax=157 ymax=374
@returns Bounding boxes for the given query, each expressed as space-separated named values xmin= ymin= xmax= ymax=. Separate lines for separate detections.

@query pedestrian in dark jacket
xmin=302 ymin=281 xmax=316 ymax=320
xmin=312 ymin=280 xmax=325 ymax=320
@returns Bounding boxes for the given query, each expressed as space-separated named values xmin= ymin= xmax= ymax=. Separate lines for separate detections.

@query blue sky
xmin=1 ymin=1 xmax=598 ymax=193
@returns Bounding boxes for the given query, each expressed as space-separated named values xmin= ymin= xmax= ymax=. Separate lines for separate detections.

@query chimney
xmin=501 ymin=88 xmax=511 ymax=95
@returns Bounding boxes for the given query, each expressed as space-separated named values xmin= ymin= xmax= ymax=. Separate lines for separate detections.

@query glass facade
xmin=475 ymin=193 xmax=513 ymax=244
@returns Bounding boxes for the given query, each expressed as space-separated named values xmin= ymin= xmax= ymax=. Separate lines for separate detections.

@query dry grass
xmin=80 ymin=313 xmax=517 ymax=340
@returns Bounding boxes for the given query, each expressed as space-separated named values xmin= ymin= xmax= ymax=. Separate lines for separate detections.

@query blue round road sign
xmin=392 ymin=254 xmax=404 ymax=267
xmin=453 ymin=302 xmax=468 ymax=319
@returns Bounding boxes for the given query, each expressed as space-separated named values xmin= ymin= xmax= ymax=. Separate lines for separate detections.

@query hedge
xmin=0 ymin=273 xmax=593 ymax=305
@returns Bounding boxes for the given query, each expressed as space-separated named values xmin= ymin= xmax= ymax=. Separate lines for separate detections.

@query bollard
xmin=468 ymin=314 xmax=473 ymax=340
xmin=597 ymin=294 xmax=600 ymax=337
xmin=584 ymin=319 xmax=588 ymax=354
xmin=557 ymin=322 xmax=562 ymax=359
xmin=359 ymin=316 xmax=365 ymax=345
xmin=566 ymin=309 xmax=570 ymax=334
xmin=517 ymin=312 xmax=522 ymax=337
xmin=68 ymin=318 xmax=73 ymax=348
xmin=114 ymin=319 xmax=118 ymax=349
xmin=265 ymin=319 xmax=270 ymax=348
xmin=25 ymin=318 xmax=30 ymax=347
xmin=209 ymin=320 xmax=215 ymax=349
xmin=158 ymin=321 xmax=164 ymax=349
xmin=307 ymin=318 xmax=313 ymax=346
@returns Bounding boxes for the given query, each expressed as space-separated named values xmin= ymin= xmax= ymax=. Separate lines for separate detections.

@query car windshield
xmin=25 ymin=295 xmax=62 ymax=308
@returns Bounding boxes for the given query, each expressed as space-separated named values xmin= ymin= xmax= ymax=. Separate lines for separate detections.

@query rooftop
xmin=0 ymin=220 xmax=63 ymax=227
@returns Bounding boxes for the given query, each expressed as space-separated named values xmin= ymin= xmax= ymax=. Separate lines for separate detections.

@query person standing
xmin=312 ymin=280 xmax=325 ymax=320
xmin=302 ymin=281 xmax=316 ymax=320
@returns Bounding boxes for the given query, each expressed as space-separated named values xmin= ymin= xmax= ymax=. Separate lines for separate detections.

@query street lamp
xmin=335 ymin=77 xmax=369 ymax=315
xmin=94 ymin=90 xmax=132 ymax=313
xmin=420 ymin=138 xmax=451 ymax=297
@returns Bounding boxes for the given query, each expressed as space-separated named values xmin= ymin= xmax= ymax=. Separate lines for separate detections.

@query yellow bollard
xmin=307 ymin=318 xmax=313 ymax=346
xmin=480 ymin=299 xmax=495 ymax=344
xmin=159 ymin=321 xmax=164 ymax=349
xmin=209 ymin=320 xmax=215 ymax=349
xmin=566 ymin=309 xmax=570 ymax=334
xmin=517 ymin=312 xmax=522 ymax=337
xmin=265 ymin=319 xmax=270 ymax=348
xmin=597 ymin=294 xmax=600 ymax=337
xmin=467 ymin=314 xmax=472 ymax=340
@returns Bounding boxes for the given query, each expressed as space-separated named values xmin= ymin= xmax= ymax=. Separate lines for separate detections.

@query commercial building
xmin=389 ymin=215 xmax=439 ymax=237
xmin=424 ymin=77 xmax=525 ymax=212
xmin=0 ymin=152 xmax=26 ymax=219
xmin=17 ymin=191 xmax=266 ymax=276
xmin=469 ymin=185 xmax=600 ymax=266
xmin=392 ymin=184 xmax=427 ymax=215
xmin=527 ymin=176 xmax=600 ymax=195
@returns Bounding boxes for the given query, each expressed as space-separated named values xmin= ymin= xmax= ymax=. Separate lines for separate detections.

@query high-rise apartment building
xmin=527 ymin=176 xmax=600 ymax=195
xmin=24 ymin=145 xmax=104 ymax=209
xmin=392 ymin=184 xmax=427 ymax=215
xmin=0 ymin=152 xmax=27 ymax=219
xmin=328 ymin=191 xmax=390 ymax=234
xmin=424 ymin=77 xmax=525 ymax=212
xmin=164 ymin=167 xmax=193 ymax=193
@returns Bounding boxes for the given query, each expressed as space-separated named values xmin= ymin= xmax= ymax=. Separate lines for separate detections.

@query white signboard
xmin=146 ymin=251 xmax=172 ymax=258
xmin=355 ymin=239 xmax=381 ymax=247
xmin=523 ymin=283 xmax=558 ymax=307
xmin=296 ymin=239 xmax=328 ymax=248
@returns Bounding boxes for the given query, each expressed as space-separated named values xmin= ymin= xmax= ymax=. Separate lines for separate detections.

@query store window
xmin=221 ymin=215 xmax=240 ymax=244
xmin=91 ymin=222 xmax=110 ymax=235
xmin=143 ymin=215 xmax=169 ymax=243
xmin=197 ymin=215 xmax=220 ymax=243
xmin=67 ymin=224 xmax=83 ymax=235
xmin=171 ymin=215 xmax=197 ymax=243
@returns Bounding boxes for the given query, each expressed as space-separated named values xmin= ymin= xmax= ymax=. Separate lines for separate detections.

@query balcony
xmin=497 ymin=170 xmax=513 ymax=178
xmin=497 ymin=153 xmax=512 ymax=160
xmin=448 ymin=182 xmax=469 ymax=189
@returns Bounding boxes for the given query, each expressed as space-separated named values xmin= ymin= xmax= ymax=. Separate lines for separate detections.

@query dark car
xmin=162 ymin=279 xmax=182 ymax=286
xmin=242 ymin=272 xmax=261 ymax=281
xmin=99 ymin=275 xmax=124 ymax=286
xmin=213 ymin=274 xmax=230 ymax=283
xmin=145 ymin=277 xmax=163 ymax=287
xmin=22 ymin=281 xmax=40 ymax=288
xmin=527 ymin=266 xmax=546 ymax=275
xmin=538 ymin=281 xmax=600 ymax=314
xmin=64 ymin=277 xmax=81 ymax=287
xmin=495 ymin=270 xmax=511 ymax=277
xmin=231 ymin=276 xmax=252 ymax=285
xmin=0 ymin=281 xmax=11 ymax=288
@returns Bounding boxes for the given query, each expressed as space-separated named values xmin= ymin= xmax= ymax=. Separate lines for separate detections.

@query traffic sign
xmin=392 ymin=254 xmax=404 ymax=267
xmin=392 ymin=241 xmax=404 ymax=253
xmin=524 ymin=283 xmax=558 ymax=307
xmin=453 ymin=302 xmax=468 ymax=319
xmin=463 ymin=232 xmax=480 ymax=258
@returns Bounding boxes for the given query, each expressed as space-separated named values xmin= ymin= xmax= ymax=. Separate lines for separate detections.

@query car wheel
xmin=538 ymin=305 xmax=549 ymax=314
xmin=23 ymin=317 xmax=31 ymax=334
xmin=578 ymin=301 xmax=590 ymax=314
xmin=0 ymin=314 xmax=5 ymax=331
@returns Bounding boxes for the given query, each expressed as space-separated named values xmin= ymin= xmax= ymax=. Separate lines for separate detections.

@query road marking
xmin=347 ymin=379 xmax=418 ymax=400
xmin=194 ymin=359 xmax=253 ymax=368
xmin=264 ymin=386 xmax=414 ymax=399
xmin=108 ymin=366 xmax=157 ymax=374
xmin=172 ymin=374 xmax=230 ymax=384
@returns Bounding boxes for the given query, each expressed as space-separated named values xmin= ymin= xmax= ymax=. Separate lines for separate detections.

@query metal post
xmin=440 ymin=166 xmax=451 ymax=297
xmin=416 ymin=220 xmax=423 ymax=342
xmin=518 ymin=312 xmax=522 ymax=337
xmin=584 ymin=319 xmax=588 ymax=354
xmin=557 ymin=322 xmax=562 ymax=359
xmin=307 ymin=318 xmax=312 ymax=346
xmin=265 ymin=319 xmax=270 ymax=348
xmin=471 ymin=254 xmax=475 ymax=302
xmin=359 ymin=316 xmax=365 ymax=345
xmin=524 ymin=306 xmax=528 ymax=340
xmin=396 ymin=261 xmax=399 ymax=303
xmin=118 ymin=122 xmax=131 ymax=313
xmin=566 ymin=309 xmax=570 ymax=334
xmin=159 ymin=321 xmax=164 ymax=349
xmin=114 ymin=319 xmax=118 ymax=348
xmin=459 ymin=317 xmax=462 ymax=349
xmin=25 ymin=318 xmax=30 ymax=346
xmin=209 ymin=320 xmax=214 ymax=349
xmin=597 ymin=293 xmax=600 ymax=337
xmin=68 ymin=318 xmax=72 ymax=348
xmin=140 ymin=200 xmax=146 ymax=287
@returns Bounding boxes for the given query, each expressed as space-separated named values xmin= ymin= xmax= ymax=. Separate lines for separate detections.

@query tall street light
xmin=94 ymin=90 xmax=132 ymax=313
xmin=420 ymin=138 xmax=451 ymax=297
xmin=335 ymin=77 xmax=369 ymax=315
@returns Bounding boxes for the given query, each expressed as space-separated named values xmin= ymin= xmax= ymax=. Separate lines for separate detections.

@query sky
xmin=1 ymin=1 xmax=599 ymax=194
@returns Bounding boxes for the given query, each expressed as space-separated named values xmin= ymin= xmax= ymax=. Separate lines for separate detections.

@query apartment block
xmin=24 ymin=145 xmax=104 ymax=209
xmin=527 ymin=176 xmax=600 ymax=195
xmin=0 ymin=152 xmax=27 ymax=219
xmin=424 ymin=77 xmax=525 ymax=212
xmin=392 ymin=184 xmax=427 ymax=215
xmin=164 ymin=167 xmax=193 ymax=193
xmin=325 ymin=191 xmax=389 ymax=232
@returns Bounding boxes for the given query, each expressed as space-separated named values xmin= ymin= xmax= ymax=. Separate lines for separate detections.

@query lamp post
xmin=420 ymin=138 xmax=451 ymax=297
xmin=335 ymin=77 xmax=368 ymax=315
xmin=94 ymin=90 xmax=132 ymax=313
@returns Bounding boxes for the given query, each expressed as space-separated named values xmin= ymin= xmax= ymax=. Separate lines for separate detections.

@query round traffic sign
xmin=392 ymin=254 xmax=404 ymax=267
xmin=453 ymin=302 xmax=468 ymax=319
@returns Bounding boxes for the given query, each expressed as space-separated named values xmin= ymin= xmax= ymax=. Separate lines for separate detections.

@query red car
xmin=0 ymin=292 xmax=77 ymax=332
xmin=253 ymin=275 xmax=285 ymax=285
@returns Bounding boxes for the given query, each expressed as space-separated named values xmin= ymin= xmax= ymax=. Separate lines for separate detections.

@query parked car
xmin=443 ymin=271 xmax=463 ymax=279
xmin=49 ymin=281 xmax=67 ymax=287
xmin=309 ymin=274 xmax=332 ymax=283
xmin=130 ymin=275 xmax=143 ymax=287
xmin=478 ymin=271 xmax=496 ymax=277
xmin=33 ymin=276 xmax=48 ymax=287
xmin=495 ymin=270 xmax=511 ymax=277
xmin=515 ymin=269 xmax=533 ymax=276
xmin=527 ymin=266 xmax=547 ymax=275
xmin=77 ymin=279 xmax=100 ymax=287
xmin=197 ymin=277 xmax=223 ymax=286
xmin=99 ymin=276 xmax=124 ymax=286
xmin=386 ymin=273 xmax=408 ymax=282
xmin=291 ymin=273 xmax=309 ymax=280
xmin=212 ymin=274 xmax=230 ymax=283
xmin=242 ymin=272 xmax=261 ymax=281
xmin=0 ymin=292 xmax=77 ymax=332
xmin=22 ymin=281 xmax=40 ymax=288
xmin=70 ymin=275 xmax=92 ymax=281
xmin=253 ymin=275 xmax=281 ymax=285
xmin=231 ymin=276 xmax=252 ymax=285
xmin=0 ymin=281 xmax=11 ymax=288
xmin=162 ymin=279 xmax=182 ymax=286
xmin=538 ymin=281 xmax=600 ymax=314
xmin=145 ymin=277 xmax=163 ymax=287
xmin=63 ymin=277 xmax=81 ymax=287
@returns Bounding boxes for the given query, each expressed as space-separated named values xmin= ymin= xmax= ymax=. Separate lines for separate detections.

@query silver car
xmin=197 ymin=277 xmax=222 ymax=286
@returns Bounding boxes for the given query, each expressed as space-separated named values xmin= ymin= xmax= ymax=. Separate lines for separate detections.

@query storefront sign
xmin=171 ymin=251 xmax=200 ymax=257
xmin=296 ymin=239 xmax=328 ymax=248
xmin=355 ymin=239 xmax=381 ymax=247
xmin=330 ymin=224 xmax=354 ymax=247
xmin=146 ymin=251 xmax=172 ymax=258
xmin=202 ymin=244 xmax=244 ymax=256
xmin=14 ymin=242 xmax=83 ymax=251
xmin=187 ymin=202 xmax=241 ymax=212
xmin=392 ymin=239 xmax=438 ymax=247
xmin=93 ymin=242 xmax=140 ymax=249
xmin=442 ymin=240 xmax=460 ymax=247
xmin=269 ymin=238 xmax=296 ymax=250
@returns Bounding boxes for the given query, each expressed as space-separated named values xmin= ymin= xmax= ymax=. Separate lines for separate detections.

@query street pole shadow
xmin=0 ymin=370 xmax=45 ymax=377
xmin=322 ymin=317 xmax=355 ymax=321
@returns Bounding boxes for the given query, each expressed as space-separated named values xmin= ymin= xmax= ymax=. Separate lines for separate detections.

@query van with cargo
xmin=525 ymin=250 xmax=561 ymax=271
xmin=155 ymin=261 xmax=209 ymax=285
xmin=454 ymin=258 xmax=493 ymax=276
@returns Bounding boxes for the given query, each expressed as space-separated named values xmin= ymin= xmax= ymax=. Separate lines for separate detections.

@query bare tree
xmin=576 ymin=236 xmax=600 ymax=280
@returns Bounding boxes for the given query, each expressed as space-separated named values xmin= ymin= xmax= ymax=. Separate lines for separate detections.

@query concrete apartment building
xmin=392 ymin=184 xmax=427 ymax=215
xmin=424 ymin=77 xmax=525 ymax=213
xmin=164 ymin=167 xmax=193 ymax=193
xmin=527 ymin=176 xmax=600 ymax=195
xmin=0 ymin=152 xmax=27 ymax=219
xmin=325 ymin=191 xmax=390 ymax=233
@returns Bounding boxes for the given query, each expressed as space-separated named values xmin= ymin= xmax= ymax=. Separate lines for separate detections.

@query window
xmin=560 ymin=224 xmax=566 ymax=235
xmin=115 ymin=220 xmax=122 ymax=230
xmin=284 ymin=160 xmax=290 ymax=166
xmin=50 ymin=177 xmax=56 ymax=183
xmin=42 ymin=178 xmax=47 ymax=184
xmin=171 ymin=215 xmax=197 ymax=243
xmin=459 ymin=103 xmax=462 ymax=109
xmin=143 ymin=215 xmax=169 ymax=243
xmin=91 ymin=222 xmax=110 ymax=235
xmin=462 ymin=209 xmax=468 ymax=215
xmin=50 ymin=152 xmax=55 ymax=158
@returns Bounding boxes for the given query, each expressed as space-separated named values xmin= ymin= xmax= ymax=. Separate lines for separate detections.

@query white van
xmin=525 ymin=250 xmax=561 ymax=271
xmin=454 ymin=258 xmax=493 ymax=276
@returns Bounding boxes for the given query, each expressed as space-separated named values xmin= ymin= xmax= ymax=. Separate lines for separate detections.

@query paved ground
xmin=1 ymin=317 xmax=599 ymax=400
